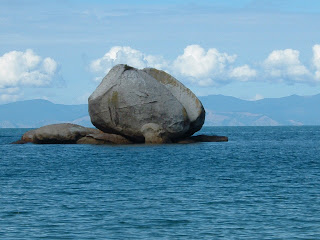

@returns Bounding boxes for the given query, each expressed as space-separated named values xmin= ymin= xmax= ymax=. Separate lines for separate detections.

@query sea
xmin=0 ymin=126 xmax=319 ymax=239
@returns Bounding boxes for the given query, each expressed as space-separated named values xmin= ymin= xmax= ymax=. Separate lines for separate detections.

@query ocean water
xmin=0 ymin=126 xmax=320 ymax=239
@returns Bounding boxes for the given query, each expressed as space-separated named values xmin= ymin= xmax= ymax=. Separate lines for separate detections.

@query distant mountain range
xmin=0 ymin=94 xmax=319 ymax=128
xmin=200 ymin=94 xmax=320 ymax=126
xmin=0 ymin=99 xmax=92 ymax=128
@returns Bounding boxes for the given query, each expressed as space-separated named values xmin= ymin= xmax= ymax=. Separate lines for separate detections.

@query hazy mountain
xmin=0 ymin=99 xmax=93 ymax=128
xmin=0 ymin=94 xmax=319 ymax=127
xmin=200 ymin=94 xmax=320 ymax=126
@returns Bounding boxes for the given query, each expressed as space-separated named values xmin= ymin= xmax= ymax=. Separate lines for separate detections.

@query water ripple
xmin=0 ymin=126 xmax=320 ymax=239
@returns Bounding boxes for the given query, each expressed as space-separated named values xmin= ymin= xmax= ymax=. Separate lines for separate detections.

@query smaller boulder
xmin=13 ymin=123 xmax=100 ymax=144
xmin=13 ymin=123 xmax=132 ymax=145
xmin=32 ymin=123 xmax=100 ymax=144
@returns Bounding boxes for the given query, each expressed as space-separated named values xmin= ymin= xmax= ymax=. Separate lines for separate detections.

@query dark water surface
xmin=1 ymin=127 xmax=320 ymax=239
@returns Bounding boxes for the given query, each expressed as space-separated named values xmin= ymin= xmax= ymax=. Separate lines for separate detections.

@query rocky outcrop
xmin=12 ymin=123 xmax=132 ymax=144
xmin=12 ymin=123 xmax=227 ymax=145
xmin=88 ymin=64 xmax=205 ymax=143
xmin=13 ymin=65 xmax=230 ymax=145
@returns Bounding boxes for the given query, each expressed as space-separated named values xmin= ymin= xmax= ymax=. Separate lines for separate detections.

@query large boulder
xmin=89 ymin=64 xmax=205 ymax=143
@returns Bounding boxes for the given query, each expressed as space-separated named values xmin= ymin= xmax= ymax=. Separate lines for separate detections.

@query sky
xmin=0 ymin=0 xmax=320 ymax=104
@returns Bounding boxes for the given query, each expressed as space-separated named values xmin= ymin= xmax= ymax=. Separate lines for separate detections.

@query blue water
xmin=1 ymin=127 xmax=320 ymax=239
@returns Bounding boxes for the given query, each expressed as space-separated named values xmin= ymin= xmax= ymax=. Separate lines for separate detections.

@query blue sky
xmin=0 ymin=0 xmax=320 ymax=104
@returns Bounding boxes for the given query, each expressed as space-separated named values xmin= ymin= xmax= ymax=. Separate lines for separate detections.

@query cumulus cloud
xmin=262 ymin=49 xmax=311 ymax=83
xmin=0 ymin=49 xmax=58 ymax=88
xmin=90 ymin=46 xmax=167 ymax=81
xmin=173 ymin=45 xmax=237 ymax=81
xmin=91 ymin=45 xmax=258 ymax=86
xmin=313 ymin=44 xmax=320 ymax=80
xmin=229 ymin=64 xmax=257 ymax=81
xmin=90 ymin=44 xmax=320 ymax=87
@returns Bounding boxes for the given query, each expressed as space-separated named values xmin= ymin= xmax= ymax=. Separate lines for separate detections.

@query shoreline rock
xmin=12 ymin=123 xmax=228 ymax=145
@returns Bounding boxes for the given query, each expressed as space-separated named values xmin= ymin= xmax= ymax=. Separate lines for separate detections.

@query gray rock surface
xmin=143 ymin=68 xmax=205 ymax=136
xmin=89 ymin=64 xmax=205 ymax=143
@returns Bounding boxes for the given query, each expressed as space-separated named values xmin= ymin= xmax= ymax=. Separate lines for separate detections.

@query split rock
xmin=88 ymin=64 xmax=205 ymax=143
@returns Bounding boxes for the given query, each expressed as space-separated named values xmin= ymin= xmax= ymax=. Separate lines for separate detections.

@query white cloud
xmin=0 ymin=94 xmax=20 ymax=103
xmin=0 ymin=87 xmax=21 ymax=104
xmin=90 ymin=44 xmax=320 ymax=87
xmin=173 ymin=45 xmax=237 ymax=79
xmin=251 ymin=94 xmax=264 ymax=101
xmin=197 ymin=78 xmax=214 ymax=87
xmin=90 ymin=46 xmax=167 ymax=81
xmin=313 ymin=44 xmax=320 ymax=80
xmin=42 ymin=57 xmax=58 ymax=75
xmin=229 ymin=64 xmax=257 ymax=81
xmin=90 ymin=45 xmax=255 ymax=86
xmin=172 ymin=45 xmax=260 ymax=85
xmin=0 ymin=49 xmax=58 ymax=88
xmin=263 ymin=49 xmax=311 ymax=83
